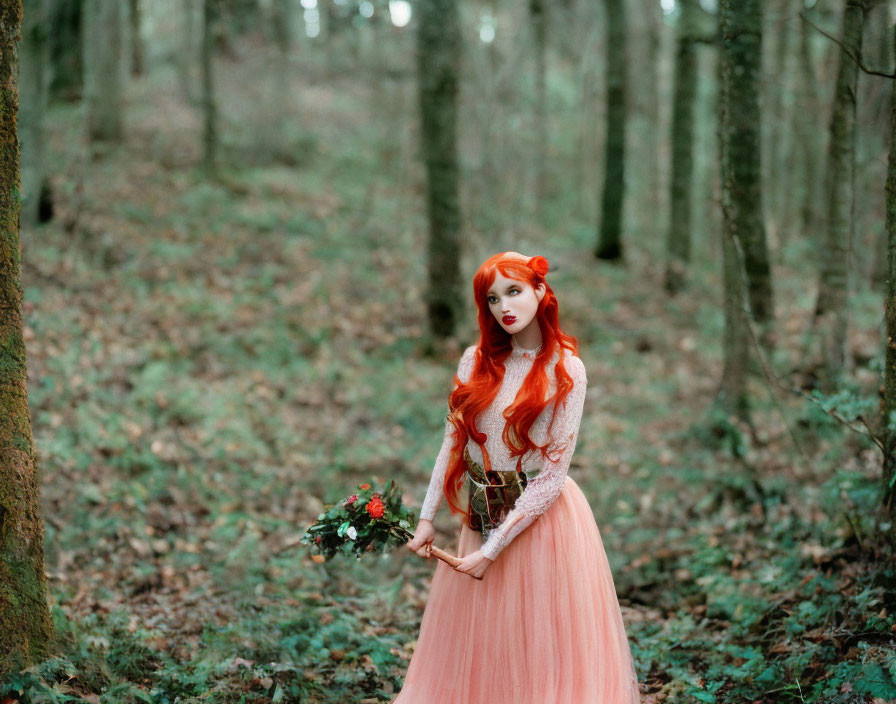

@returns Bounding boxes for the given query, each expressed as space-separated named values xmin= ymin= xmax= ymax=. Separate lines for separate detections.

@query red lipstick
xmin=502 ymin=315 xmax=516 ymax=325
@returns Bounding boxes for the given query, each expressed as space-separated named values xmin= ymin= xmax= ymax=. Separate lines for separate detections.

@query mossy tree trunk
xmin=0 ymin=0 xmax=55 ymax=673
xmin=202 ymin=0 xmax=218 ymax=175
xmin=812 ymin=0 xmax=867 ymax=391
xmin=83 ymin=0 xmax=123 ymax=143
xmin=881 ymin=22 xmax=896 ymax=533
xmin=47 ymin=0 xmax=82 ymax=101
xmin=719 ymin=0 xmax=774 ymax=331
xmin=664 ymin=0 xmax=699 ymax=294
xmin=595 ymin=0 xmax=627 ymax=261
xmin=716 ymin=0 xmax=761 ymax=422
xmin=20 ymin=0 xmax=48 ymax=229
xmin=417 ymin=0 xmax=462 ymax=339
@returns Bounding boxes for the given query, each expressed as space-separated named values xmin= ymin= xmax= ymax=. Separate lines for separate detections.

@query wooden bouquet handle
xmin=430 ymin=544 xmax=483 ymax=580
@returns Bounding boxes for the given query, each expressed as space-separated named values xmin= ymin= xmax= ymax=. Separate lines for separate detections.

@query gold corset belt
xmin=465 ymin=446 xmax=540 ymax=540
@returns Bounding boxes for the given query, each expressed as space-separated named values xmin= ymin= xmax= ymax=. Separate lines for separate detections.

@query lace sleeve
xmin=479 ymin=355 xmax=587 ymax=561
xmin=419 ymin=345 xmax=477 ymax=521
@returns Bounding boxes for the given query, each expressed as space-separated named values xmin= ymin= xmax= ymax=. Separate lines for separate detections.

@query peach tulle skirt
xmin=393 ymin=476 xmax=641 ymax=704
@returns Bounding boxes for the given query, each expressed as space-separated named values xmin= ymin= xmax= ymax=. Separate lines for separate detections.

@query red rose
xmin=359 ymin=483 xmax=371 ymax=490
xmin=527 ymin=255 xmax=550 ymax=277
xmin=366 ymin=496 xmax=385 ymax=519
xmin=345 ymin=494 xmax=358 ymax=506
xmin=315 ymin=536 xmax=322 ymax=543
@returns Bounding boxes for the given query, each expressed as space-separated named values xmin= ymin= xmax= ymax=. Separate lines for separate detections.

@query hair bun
xmin=527 ymin=256 xmax=549 ymax=277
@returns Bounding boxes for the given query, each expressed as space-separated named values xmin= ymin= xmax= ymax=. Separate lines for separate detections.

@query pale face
xmin=486 ymin=271 xmax=545 ymax=335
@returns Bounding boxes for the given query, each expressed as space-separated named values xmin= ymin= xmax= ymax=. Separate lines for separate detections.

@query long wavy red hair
xmin=441 ymin=252 xmax=579 ymax=515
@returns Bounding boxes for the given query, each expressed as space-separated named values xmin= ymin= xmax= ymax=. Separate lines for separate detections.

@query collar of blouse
xmin=510 ymin=337 xmax=543 ymax=358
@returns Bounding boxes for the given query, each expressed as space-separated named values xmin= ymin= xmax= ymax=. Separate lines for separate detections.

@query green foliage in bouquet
xmin=301 ymin=479 xmax=417 ymax=561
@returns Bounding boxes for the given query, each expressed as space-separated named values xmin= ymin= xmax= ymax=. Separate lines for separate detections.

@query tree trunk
xmin=531 ymin=0 xmax=546 ymax=210
xmin=664 ymin=0 xmax=698 ymax=294
xmin=717 ymin=0 xmax=754 ymax=421
xmin=762 ymin=0 xmax=786 ymax=241
xmin=269 ymin=0 xmax=292 ymax=54
xmin=773 ymin=7 xmax=797 ymax=246
xmin=882 ymin=21 xmax=896 ymax=535
xmin=0 ymin=0 xmax=55 ymax=672
xmin=719 ymin=0 xmax=773 ymax=329
xmin=128 ymin=0 xmax=144 ymax=77
xmin=645 ymin=0 xmax=663 ymax=211
xmin=417 ymin=0 xmax=462 ymax=339
xmin=202 ymin=0 xmax=218 ymax=175
xmin=796 ymin=5 xmax=823 ymax=239
xmin=47 ymin=0 xmax=82 ymax=101
xmin=595 ymin=0 xmax=627 ymax=261
xmin=718 ymin=203 xmax=752 ymax=422
xmin=812 ymin=0 xmax=866 ymax=390
xmin=83 ymin=0 xmax=123 ymax=143
xmin=20 ymin=0 xmax=48 ymax=228
xmin=178 ymin=0 xmax=196 ymax=103
xmin=222 ymin=0 xmax=258 ymax=36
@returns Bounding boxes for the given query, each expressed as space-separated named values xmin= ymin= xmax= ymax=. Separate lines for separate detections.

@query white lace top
xmin=419 ymin=337 xmax=588 ymax=561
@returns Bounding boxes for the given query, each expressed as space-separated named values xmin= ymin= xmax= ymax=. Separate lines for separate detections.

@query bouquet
xmin=300 ymin=479 xmax=462 ymax=570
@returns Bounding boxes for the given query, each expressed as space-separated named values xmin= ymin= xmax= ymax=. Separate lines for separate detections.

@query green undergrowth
xmin=620 ymin=380 xmax=896 ymax=701
xmin=1 ymin=585 xmax=410 ymax=703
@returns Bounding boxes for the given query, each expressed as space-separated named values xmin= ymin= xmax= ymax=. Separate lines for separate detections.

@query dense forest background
xmin=2 ymin=0 xmax=896 ymax=702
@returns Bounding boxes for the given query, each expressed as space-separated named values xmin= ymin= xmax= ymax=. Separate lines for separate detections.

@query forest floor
xmin=5 ymin=33 xmax=896 ymax=704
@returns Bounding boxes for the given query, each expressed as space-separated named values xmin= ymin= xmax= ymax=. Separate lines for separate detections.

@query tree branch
xmin=799 ymin=10 xmax=896 ymax=79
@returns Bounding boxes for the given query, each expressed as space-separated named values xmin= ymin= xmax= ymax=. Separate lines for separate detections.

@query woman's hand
xmin=453 ymin=549 xmax=493 ymax=579
xmin=406 ymin=519 xmax=436 ymax=559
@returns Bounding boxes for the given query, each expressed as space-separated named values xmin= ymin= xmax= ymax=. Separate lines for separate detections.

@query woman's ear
xmin=536 ymin=283 xmax=546 ymax=302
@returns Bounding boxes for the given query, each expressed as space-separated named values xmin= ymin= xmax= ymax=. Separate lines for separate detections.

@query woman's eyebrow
xmin=486 ymin=283 xmax=518 ymax=295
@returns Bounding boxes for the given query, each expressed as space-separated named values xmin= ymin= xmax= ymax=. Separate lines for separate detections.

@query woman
xmin=394 ymin=251 xmax=641 ymax=703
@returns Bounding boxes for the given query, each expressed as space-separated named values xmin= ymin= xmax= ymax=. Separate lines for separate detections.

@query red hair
xmin=441 ymin=252 xmax=579 ymax=515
